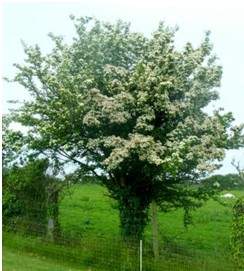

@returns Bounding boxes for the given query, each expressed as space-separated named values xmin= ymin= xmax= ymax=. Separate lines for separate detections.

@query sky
xmin=1 ymin=0 xmax=244 ymax=174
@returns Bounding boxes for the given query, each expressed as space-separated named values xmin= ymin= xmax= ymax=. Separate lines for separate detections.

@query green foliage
xmin=203 ymin=174 xmax=244 ymax=190
xmin=117 ymin=188 xmax=150 ymax=239
xmin=3 ymin=159 xmax=63 ymax=240
xmin=231 ymin=197 xmax=244 ymax=269
xmin=7 ymin=17 xmax=244 ymax=238
xmin=2 ymin=114 xmax=26 ymax=169
xmin=3 ymin=159 xmax=49 ymax=233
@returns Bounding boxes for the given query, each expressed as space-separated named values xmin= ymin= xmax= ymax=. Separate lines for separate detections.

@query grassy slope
xmin=3 ymin=232 xmax=107 ymax=271
xmin=60 ymin=184 xmax=244 ymax=255
xmin=60 ymin=184 xmax=120 ymax=238
xmin=3 ymin=184 xmax=243 ymax=270
xmin=3 ymin=246 xmax=84 ymax=271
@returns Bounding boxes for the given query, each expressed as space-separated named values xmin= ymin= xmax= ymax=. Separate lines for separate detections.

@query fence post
xmin=151 ymin=200 xmax=159 ymax=259
xmin=140 ymin=239 xmax=142 ymax=271
xmin=47 ymin=218 xmax=54 ymax=241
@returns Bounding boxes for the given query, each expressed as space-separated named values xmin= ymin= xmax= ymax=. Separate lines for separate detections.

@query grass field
xmin=60 ymin=184 xmax=243 ymax=255
xmin=3 ymin=246 xmax=85 ymax=271
xmin=3 ymin=183 xmax=244 ymax=270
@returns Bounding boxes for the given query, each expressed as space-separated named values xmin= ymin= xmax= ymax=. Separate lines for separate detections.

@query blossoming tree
xmin=8 ymin=17 xmax=243 ymax=239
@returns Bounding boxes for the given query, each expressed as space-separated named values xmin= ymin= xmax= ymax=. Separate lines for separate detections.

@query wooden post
xmin=47 ymin=218 xmax=54 ymax=241
xmin=151 ymin=200 xmax=159 ymax=259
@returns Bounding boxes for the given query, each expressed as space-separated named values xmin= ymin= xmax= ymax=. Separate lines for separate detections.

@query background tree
xmin=3 ymin=159 xmax=49 ymax=234
xmin=202 ymin=173 xmax=244 ymax=190
xmin=2 ymin=115 xmax=63 ymax=240
xmin=7 ymin=17 xmax=243 ymax=239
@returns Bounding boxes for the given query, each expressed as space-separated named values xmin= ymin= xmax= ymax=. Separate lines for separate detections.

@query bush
xmin=231 ymin=197 xmax=244 ymax=269
xmin=3 ymin=159 xmax=49 ymax=234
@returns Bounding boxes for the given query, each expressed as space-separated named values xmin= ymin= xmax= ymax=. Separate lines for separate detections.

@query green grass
xmin=58 ymin=184 xmax=243 ymax=269
xmin=60 ymin=184 xmax=120 ymax=238
xmin=3 ymin=232 xmax=107 ymax=271
xmin=3 ymin=246 xmax=84 ymax=271
xmin=3 ymin=183 xmax=244 ymax=270
xmin=3 ymin=231 xmax=235 ymax=271
xmin=60 ymin=184 xmax=244 ymax=255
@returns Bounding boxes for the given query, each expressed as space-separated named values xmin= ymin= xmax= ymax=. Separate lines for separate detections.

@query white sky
xmin=1 ymin=0 xmax=244 ymax=174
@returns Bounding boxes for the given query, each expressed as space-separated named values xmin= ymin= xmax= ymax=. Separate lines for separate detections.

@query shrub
xmin=231 ymin=197 xmax=244 ymax=269
xmin=3 ymin=159 xmax=63 ymax=241
xmin=3 ymin=159 xmax=49 ymax=231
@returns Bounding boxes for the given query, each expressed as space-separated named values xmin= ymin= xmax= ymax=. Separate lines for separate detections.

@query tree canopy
xmin=7 ymin=17 xmax=244 ymax=238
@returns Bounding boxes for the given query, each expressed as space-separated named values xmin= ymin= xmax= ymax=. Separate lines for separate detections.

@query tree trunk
xmin=118 ymin=193 xmax=150 ymax=240
xmin=151 ymin=200 xmax=159 ymax=258
xmin=108 ymin=176 xmax=152 ymax=241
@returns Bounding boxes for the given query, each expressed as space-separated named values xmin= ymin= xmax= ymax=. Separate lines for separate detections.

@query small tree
xmin=3 ymin=114 xmax=65 ymax=239
xmin=7 ymin=17 xmax=243 ymax=239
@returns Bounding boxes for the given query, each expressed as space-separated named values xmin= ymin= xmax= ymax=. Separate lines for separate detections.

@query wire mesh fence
xmin=3 ymin=212 xmax=239 ymax=271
